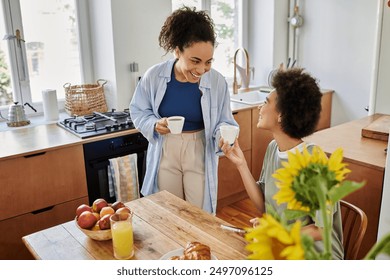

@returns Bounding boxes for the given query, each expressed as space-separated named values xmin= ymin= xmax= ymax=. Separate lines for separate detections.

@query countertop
xmin=305 ymin=113 xmax=387 ymax=171
xmin=0 ymin=103 xmax=259 ymax=160
xmin=1 ymin=90 xmax=333 ymax=160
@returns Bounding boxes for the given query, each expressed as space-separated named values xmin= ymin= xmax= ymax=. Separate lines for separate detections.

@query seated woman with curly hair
xmin=220 ymin=68 xmax=344 ymax=260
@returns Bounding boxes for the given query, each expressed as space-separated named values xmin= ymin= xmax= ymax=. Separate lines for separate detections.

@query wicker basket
xmin=64 ymin=79 xmax=108 ymax=116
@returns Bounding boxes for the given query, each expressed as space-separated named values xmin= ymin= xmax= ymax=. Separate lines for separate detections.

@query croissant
xmin=183 ymin=241 xmax=211 ymax=260
xmin=169 ymin=241 xmax=211 ymax=260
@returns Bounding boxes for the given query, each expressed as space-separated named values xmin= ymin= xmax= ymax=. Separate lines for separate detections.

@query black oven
xmin=83 ymin=132 xmax=148 ymax=204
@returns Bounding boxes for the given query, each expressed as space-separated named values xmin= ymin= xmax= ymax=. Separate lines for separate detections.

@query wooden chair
xmin=340 ymin=200 xmax=368 ymax=260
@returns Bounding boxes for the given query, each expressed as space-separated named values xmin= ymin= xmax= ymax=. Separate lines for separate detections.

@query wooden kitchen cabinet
xmin=0 ymin=197 xmax=87 ymax=259
xmin=305 ymin=114 xmax=387 ymax=259
xmin=217 ymin=109 xmax=252 ymax=208
xmin=251 ymin=117 xmax=274 ymax=181
xmin=0 ymin=144 xmax=88 ymax=259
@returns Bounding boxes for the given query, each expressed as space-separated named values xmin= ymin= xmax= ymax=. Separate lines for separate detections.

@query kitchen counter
xmin=305 ymin=113 xmax=387 ymax=171
xmin=0 ymin=123 xmax=142 ymax=160
xmin=1 ymin=89 xmax=333 ymax=160
xmin=305 ymin=113 xmax=388 ymax=259
xmin=0 ymin=102 xmax=260 ymax=160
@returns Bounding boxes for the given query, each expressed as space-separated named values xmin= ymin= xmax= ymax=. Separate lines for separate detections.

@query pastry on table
xmin=169 ymin=241 xmax=211 ymax=260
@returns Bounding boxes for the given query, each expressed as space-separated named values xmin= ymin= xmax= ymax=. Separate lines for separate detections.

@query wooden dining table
xmin=22 ymin=191 xmax=249 ymax=260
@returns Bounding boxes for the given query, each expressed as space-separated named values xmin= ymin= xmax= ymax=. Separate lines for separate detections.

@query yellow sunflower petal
xmin=245 ymin=214 xmax=305 ymax=260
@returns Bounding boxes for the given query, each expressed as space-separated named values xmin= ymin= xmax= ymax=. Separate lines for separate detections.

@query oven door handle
xmin=89 ymin=160 xmax=110 ymax=169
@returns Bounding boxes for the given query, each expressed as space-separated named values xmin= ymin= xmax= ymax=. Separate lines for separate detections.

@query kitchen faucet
xmin=232 ymin=48 xmax=251 ymax=94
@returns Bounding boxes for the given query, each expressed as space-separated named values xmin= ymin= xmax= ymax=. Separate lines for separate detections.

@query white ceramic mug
xmin=167 ymin=116 xmax=185 ymax=134
xmin=220 ymin=125 xmax=239 ymax=144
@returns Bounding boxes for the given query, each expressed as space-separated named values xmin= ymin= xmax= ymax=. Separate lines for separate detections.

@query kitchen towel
xmin=108 ymin=153 xmax=139 ymax=203
xmin=42 ymin=89 xmax=59 ymax=121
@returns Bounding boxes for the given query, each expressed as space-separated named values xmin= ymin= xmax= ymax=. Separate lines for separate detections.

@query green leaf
xmin=327 ymin=180 xmax=365 ymax=203
xmin=265 ymin=202 xmax=281 ymax=222
xmin=301 ymin=234 xmax=321 ymax=260
xmin=364 ymin=232 xmax=390 ymax=259
xmin=380 ymin=241 xmax=390 ymax=257
xmin=283 ymin=209 xmax=313 ymax=223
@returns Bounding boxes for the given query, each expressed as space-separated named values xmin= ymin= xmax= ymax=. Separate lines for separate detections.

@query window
xmin=0 ymin=0 xmax=88 ymax=115
xmin=172 ymin=0 xmax=246 ymax=85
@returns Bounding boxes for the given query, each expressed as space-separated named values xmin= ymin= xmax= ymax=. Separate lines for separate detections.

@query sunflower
xmin=245 ymin=214 xmax=304 ymax=260
xmin=272 ymin=146 xmax=351 ymax=212
xmin=247 ymin=146 xmax=366 ymax=260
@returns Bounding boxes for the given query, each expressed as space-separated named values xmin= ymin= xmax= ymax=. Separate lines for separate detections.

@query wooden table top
xmin=22 ymin=191 xmax=248 ymax=260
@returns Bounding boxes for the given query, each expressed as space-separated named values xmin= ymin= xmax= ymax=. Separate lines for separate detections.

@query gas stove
xmin=57 ymin=109 xmax=135 ymax=139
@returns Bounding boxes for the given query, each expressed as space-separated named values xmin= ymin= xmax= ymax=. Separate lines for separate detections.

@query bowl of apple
xmin=75 ymin=198 xmax=131 ymax=241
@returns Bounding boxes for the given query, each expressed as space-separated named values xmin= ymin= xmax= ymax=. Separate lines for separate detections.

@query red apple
xmin=76 ymin=204 xmax=92 ymax=218
xmin=92 ymin=212 xmax=100 ymax=221
xmin=98 ymin=214 xmax=112 ymax=230
xmin=100 ymin=206 xmax=115 ymax=217
xmin=111 ymin=201 xmax=125 ymax=211
xmin=115 ymin=206 xmax=132 ymax=220
xmin=92 ymin=198 xmax=108 ymax=213
xmin=77 ymin=211 xmax=98 ymax=229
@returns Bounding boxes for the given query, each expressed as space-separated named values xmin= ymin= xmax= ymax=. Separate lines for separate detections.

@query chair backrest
xmin=340 ymin=200 xmax=368 ymax=260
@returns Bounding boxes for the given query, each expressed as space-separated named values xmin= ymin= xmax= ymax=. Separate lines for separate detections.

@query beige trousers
xmin=158 ymin=130 xmax=205 ymax=209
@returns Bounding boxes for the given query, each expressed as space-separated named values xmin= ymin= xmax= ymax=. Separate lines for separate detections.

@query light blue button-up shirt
xmin=129 ymin=58 xmax=238 ymax=213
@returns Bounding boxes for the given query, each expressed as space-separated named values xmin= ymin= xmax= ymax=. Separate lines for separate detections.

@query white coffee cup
xmin=167 ymin=116 xmax=185 ymax=134
xmin=220 ymin=125 xmax=239 ymax=144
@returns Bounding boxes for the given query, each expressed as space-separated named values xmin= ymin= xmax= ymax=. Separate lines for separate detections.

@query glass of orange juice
xmin=110 ymin=211 xmax=134 ymax=259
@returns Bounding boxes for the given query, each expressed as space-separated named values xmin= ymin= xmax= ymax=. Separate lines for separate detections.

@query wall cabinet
xmin=0 ymin=145 xmax=88 ymax=259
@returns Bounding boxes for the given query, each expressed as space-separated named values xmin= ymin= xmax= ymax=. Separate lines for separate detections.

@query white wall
xmin=88 ymin=0 xmax=117 ymax=109
xmin=248 ymin=0 xmax=289 ymax=88
xmin=248 ymin=0 xmax=384 ymax=126
xmin=88 ymin=0 xmax=387 ymax=125
xmin=88 ymin=0 xmax=171 ymax=111
xmin=374 ymin=1 xmax=390 ymax=115
xmin=297 ymin=0 xmax=378 ymax=126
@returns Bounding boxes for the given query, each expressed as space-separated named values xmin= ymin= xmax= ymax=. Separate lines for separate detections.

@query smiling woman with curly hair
xmin=220 ymin=68 xmax=344 ymax=259
xmin=130 ymin=6 xmax=237 ymax=214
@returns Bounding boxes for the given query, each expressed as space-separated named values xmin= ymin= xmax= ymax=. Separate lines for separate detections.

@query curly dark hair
xmin=159 ymin=6 xmax=216 ymax=53
xmin=271 ymin=68 xmax=322 ymax=139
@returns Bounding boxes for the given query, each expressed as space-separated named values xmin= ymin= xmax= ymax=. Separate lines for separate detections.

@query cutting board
xmin=361 ymin=115 xmax=390 ymax=141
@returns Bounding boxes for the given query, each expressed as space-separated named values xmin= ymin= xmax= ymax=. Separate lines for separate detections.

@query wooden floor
xmin=216 ymin=197 xmax=262 ymax=228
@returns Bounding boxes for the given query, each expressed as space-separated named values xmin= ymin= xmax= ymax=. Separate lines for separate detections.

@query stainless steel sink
xmin=230 ymin=90 xmax=269 ymax=105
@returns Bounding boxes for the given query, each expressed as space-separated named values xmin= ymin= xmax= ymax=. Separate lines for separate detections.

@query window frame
xmin=172 ymin=0 xmax=248 ymax=83
xmin=0 ymin=0 xmax=92 ymax=116
xmin=1 ymin=0 xmax=29 ymax=105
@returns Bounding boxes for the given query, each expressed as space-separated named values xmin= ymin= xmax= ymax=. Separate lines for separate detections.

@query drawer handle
xmin=232 ymin=112 xmax=238 ymax=115
xmin=24 ymin=152 xmax=46 ymax=158
xmin=31 ymin=205 xmax=55 ymax=214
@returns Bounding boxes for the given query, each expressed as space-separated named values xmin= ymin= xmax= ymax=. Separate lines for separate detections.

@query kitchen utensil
xmin=220 ymin=224 xmax=246 ymax=234
xmin=6 ymin=102 xmax=33 ymax=127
